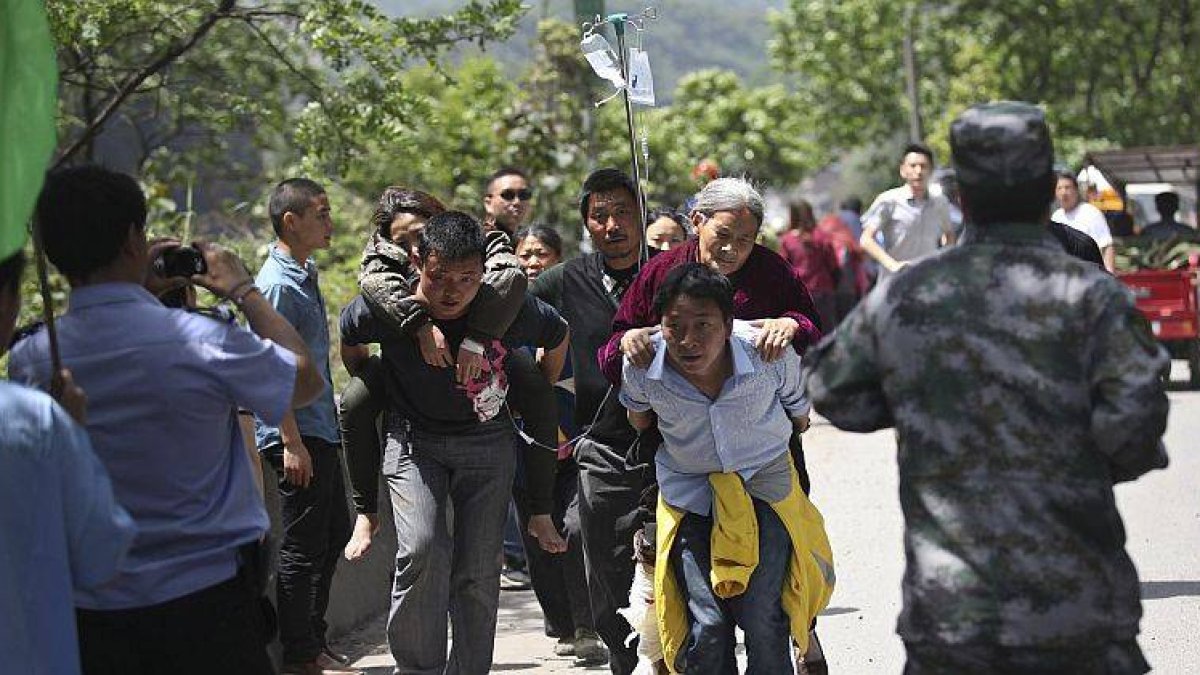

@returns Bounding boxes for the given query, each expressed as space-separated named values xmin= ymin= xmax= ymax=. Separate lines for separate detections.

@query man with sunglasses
xmin=484 ymin=167 xmax=535 ymax=238
xmin=482 ymin=166 xmax=547 ymax=595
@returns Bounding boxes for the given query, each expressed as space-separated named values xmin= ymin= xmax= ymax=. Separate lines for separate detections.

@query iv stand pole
xmin=608 ymin=13 xmax=649 ymax=264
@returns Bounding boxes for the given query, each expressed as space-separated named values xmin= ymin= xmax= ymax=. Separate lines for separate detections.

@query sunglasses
xmin=492 ymin=188 xmax=533 ymax=202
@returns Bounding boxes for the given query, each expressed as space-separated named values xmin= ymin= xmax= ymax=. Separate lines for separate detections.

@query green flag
xmin=0 ymin=0 xmax=58 ymax=260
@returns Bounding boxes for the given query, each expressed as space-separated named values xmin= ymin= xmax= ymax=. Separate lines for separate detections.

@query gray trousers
xmin=383 ymin=415 xmax=515 ymax=675
xmin=572 ymin=436 xmax=650 ymax=675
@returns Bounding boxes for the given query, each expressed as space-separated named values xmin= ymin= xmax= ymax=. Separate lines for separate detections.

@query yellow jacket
xmin=654 ymin=462 xmax=835 ymax=673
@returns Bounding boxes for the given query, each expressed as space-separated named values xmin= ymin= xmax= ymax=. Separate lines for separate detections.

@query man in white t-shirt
xmin=1052 ymin=172 xmax=1114 ymax=272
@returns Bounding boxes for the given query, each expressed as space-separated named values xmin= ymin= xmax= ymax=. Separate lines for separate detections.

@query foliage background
xmin=15 ymin=0 xmax=1200 ymax=382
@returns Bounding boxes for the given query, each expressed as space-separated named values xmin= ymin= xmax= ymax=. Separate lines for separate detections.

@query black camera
xmin=154 ymin=246 xmax=207 ymax=278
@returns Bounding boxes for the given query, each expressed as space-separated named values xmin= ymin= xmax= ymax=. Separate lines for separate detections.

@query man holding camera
xmin=10 ymin=166 xmax=324 ymax=675
xmin=252 ymin=178 xmax=356 ymax=675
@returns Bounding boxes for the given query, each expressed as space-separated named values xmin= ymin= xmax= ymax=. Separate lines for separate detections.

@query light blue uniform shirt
xmin=253 ymin=244 xmax=339 ymax=448
xmin=0 ymin=381 xmax=135 ymax=675
xmin=9 ymin=283 xmax=296 ymax=609
xmin=620 ymin=323 xmax=810 ymax=516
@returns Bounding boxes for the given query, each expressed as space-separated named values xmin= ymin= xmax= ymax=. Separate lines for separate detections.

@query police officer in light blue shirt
xmin=9 ymin=166 xmax=324 ymax=675
xmin=0 ymin=248 xmax=135 ymax=675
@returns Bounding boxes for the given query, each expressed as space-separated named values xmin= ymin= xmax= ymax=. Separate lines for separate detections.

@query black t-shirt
xmin=340 ymin=293 xmax=567 ymax=434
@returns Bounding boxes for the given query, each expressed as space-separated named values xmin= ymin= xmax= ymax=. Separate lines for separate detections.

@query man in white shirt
xmin=1052 ymin=171 xmax=1115 ymax=272
xmin=860 ymin=143 xmax=957 ymax=278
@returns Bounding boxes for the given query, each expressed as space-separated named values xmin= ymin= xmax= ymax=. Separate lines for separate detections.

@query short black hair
xmin=485 ymin=167 xmax=530 ymax=195
xmin=0 ymin=250 xmax=25 ymax=298
xmin=902 ymin=142 xmax=935 ymax=165
xmin=961 ymin=173 xmax=1056 ymax=226
xmin=653 ymin=262 xmax=734 ymax=321
xmin=516 ymin=224 xmax=563 ymax=258
xmin=268 ymin=178 xmax=325 ymax=236
xmin=417 ymin=211 xmax=486 ymax=263
xmin=579 ymin=168 xmax=637 ymax=223
xmin=36 ymin=165 xmax=147 ymax=280
xmin=649 ymin=206 xmax=689 ymax=232
xmin=1155 ymin=191 xmax=1180 ymax=217
xmin=1055 ymin=170 xmax=1079 ymax=185
xmin=372 ymin=186 xmax=446 ymax=239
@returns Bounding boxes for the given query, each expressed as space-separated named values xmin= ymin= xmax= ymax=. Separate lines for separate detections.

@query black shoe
xmin=321 ymin=646 xmax=352 ymax=666
xmin=800 ymin=629 xmax=828 ymax=674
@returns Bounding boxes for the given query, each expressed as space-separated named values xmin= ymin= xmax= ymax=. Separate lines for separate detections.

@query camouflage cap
xmin=950 ymin=101 xmax=1053 ymax=189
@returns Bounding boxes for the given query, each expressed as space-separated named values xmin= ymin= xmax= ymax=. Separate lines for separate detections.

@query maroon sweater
xmin=778 ymin=229 xmax=840 ymax=294
xmin=598 ymin=238 xmax=823 ymax=384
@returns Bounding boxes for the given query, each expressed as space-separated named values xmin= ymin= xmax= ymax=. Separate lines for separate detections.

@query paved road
xmin=338 ymin=362 xmax=1200 ymax=674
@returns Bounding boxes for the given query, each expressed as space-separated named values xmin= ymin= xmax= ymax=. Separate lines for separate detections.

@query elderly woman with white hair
xmin=600 ymin=177 xmax=823 ymax=398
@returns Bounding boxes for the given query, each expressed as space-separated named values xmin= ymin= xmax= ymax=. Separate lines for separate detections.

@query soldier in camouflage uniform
xmin=804 ymin=102 xmax=1169 ymax=674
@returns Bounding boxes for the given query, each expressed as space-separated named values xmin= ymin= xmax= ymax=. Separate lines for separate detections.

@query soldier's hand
xmin=416 ymin=323 xmax=453 ymax=368
xmin=191 ymin=241 xmax=253 ymax=298
xmin=791 ymin=414 xmax=811 ymax=434
xmin=528 ymin=514 xmax=568 ymax=554
xmin=751 ymin=317 xmax=798 ymax=362
xmin=621 ymin=326 xmax=660 ymax=369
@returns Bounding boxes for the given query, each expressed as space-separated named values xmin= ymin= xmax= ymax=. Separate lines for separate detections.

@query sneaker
xmin=553 ymin=636 xmax=576 ymax=656
xmin=572 ymin=629 xmax=609 ymax=666
xmin=499 ymin=566 xmax=531 ymax=591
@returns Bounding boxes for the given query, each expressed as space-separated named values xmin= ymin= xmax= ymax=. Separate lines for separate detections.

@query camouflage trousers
xmin=903 ymin=639 xmax=1149 ymax=675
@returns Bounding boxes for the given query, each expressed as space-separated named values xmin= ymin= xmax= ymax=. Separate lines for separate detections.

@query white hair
xmin=692 ymin=177 xmax=765 ymax=227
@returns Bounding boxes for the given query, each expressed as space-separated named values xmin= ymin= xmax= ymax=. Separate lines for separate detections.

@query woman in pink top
xmin=779 ymin=200 xmax=839 ymax=328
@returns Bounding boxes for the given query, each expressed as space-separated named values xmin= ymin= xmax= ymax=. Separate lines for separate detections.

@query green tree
xmin=769 ymin=0 xmax=1200 ymax=164
xmin=637 ymin=69 xmax=827 ymax=206
xmin=48 ymin=0 xmax=527 ymax=178
xmin=340 ymin=18 xmax=618 ymax=252
xmin=20 ymin=0 xmax=526 ymax=333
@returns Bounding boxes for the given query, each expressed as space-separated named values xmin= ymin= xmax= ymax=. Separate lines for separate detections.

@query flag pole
xmin=29 ymin=219 xmax=63 ymax=390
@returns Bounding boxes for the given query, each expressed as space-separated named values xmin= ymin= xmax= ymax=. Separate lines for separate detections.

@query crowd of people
xmin=0 ymin=99 xmax=1173 ymax=675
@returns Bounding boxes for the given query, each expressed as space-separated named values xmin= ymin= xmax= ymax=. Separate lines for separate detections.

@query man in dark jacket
xmin=530 ymin=168 xmax=652 ymax=674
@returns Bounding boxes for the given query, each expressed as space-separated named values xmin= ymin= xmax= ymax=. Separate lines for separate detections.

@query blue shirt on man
xmin=253 ymin=244 xmax=339 ymax=448
xmin=9 ymin=282 xmax=296 ymax=609
xmin=620 ymin=323 xmax=810 ymax=516
xmin=0 ymin=381 xmax=135 ymax=675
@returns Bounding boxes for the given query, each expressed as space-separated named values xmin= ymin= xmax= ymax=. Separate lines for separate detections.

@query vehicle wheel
xmin=1189 ymin=340 xmax=1200 ymax=390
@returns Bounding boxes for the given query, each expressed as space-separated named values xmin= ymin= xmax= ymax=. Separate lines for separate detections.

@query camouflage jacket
xmin=358 ymin=228 xmax=527 ymax=341
xmin=804 ymin=222 xmax=1169 ymax=649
